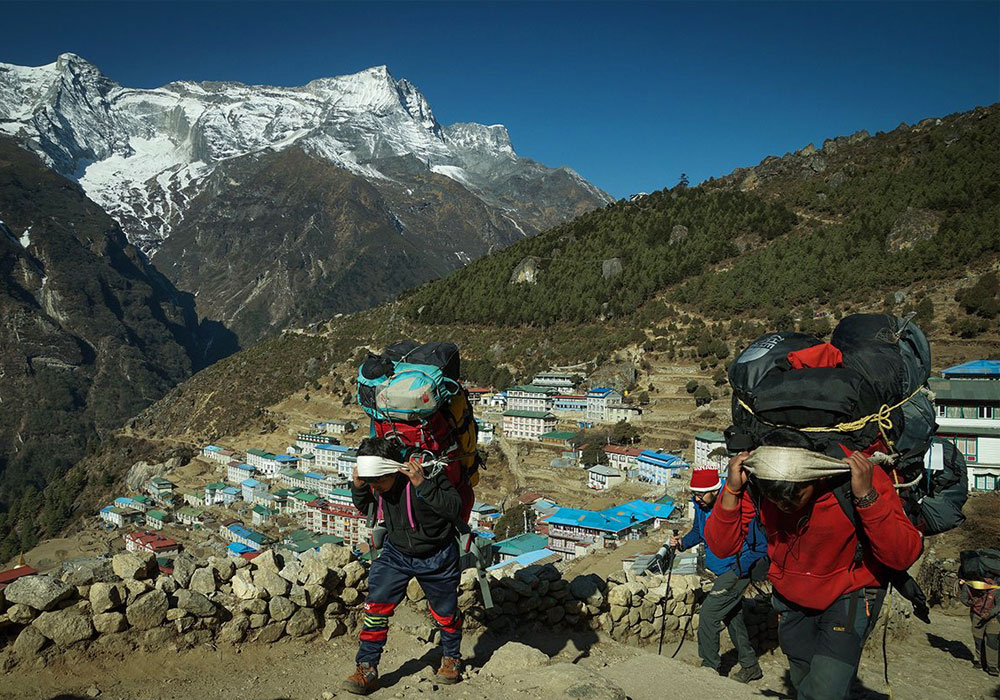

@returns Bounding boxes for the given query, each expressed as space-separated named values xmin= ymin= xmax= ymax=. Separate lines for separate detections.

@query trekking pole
xmin=656 ymin=529 xmax=679 ymax=656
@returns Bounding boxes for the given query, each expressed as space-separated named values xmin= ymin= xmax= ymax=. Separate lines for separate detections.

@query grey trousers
xmin=971 ymin=612 xmax=999 ymax=675
xmin=697 ymin=569 xmax=758 ymax=671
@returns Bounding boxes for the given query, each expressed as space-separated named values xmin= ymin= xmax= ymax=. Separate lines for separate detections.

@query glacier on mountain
xmin=0 ymin=54 xmax=611 ymax=253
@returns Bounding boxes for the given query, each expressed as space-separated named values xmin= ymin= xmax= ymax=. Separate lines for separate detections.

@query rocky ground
xmin=1 ymin=604 xmax=996 ymax=700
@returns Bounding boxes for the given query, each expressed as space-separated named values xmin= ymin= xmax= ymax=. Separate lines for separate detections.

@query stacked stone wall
xmin=0 ymin=550 xmax=910 ymax=669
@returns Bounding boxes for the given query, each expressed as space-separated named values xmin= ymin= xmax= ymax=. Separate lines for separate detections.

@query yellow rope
xmin=736 ymin=386 xmax=924 ymax=435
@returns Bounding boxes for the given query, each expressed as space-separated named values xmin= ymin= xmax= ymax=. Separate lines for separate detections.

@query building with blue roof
xmin=226 ymin=523 xmax=269 ymax=550
xmin=227 ymin=542 xmax=256 ymax=557
xmin=219 ymin=486 xmax=241 ymax=506
xmin=227 ymin=462 xmax=255 ymax=484
xmin=636 ymin=450 xmax=688 ymax=485
xmin=545 ymin=499 xmax=675 ymax=560
xmin=241 ymin=478 xmax=268 ymax=503
xmin=941 ymin=360 xmax=1000 ymax=379
xmin=587 ymin=387 xmax=624 ymax=422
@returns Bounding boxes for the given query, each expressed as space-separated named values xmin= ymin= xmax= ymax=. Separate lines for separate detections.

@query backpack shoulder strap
xmin=830 ymin=477 xmax=866 ymax=566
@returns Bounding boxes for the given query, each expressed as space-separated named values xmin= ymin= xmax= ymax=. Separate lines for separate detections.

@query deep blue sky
xmin=2 ymin=1 xmax=997 ymax=198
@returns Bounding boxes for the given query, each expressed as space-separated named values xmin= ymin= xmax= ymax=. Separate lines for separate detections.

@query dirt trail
xmin=2 ymin=606 xmax=996 ymax=700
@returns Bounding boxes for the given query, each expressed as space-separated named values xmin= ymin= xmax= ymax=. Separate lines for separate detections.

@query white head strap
xmin=743 ymin=446 xmax=850 ymax=483
xmin=357 ymin=455 xmax=404 ymax=478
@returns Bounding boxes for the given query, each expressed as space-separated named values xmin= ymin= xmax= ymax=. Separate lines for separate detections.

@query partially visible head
xmin=690 ymin=465 xmax=722 ymax=509
xmin=752 ymin=477 xmax=816 ymax=513
xmin=357 ymin=437 xmax=405 ymax=494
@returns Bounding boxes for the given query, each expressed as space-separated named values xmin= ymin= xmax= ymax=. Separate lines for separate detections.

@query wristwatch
xmin=853 ymin=488 xmax=879 ymax=509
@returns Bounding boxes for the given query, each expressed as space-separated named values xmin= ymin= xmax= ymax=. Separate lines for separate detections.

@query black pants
xmin=697 ymin=569 xmax=757 ymax=671
xmin=771 ymin=587 xmax=885 ymax=700
xmin=357 ymin=540 xmax=462 ymax=666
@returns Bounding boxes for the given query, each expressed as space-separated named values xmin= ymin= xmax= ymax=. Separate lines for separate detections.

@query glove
xmin=749 ymin=556 xmax=770 ymax=583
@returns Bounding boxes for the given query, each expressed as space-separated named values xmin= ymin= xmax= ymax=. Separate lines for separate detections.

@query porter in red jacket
xmin=705 ymin=451 xmax=922 ymax=700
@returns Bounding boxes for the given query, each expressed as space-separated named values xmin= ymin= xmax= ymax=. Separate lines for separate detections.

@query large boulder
xmin=251 ymin=549 xmax=282 ymax=572
xmin=286 ymin=607 xmax=319 ymax=637
xmin=268 ymin=596 xmax=296 ymax=622
xmin=481 ymin=642 xmax=550 ymax=677
xmin=7 ymin=603 xmax=37 ymax=624
xmin=175 ymin=589 xmax=216 ymax=618
xmin=254 ymin=568 xmax=290 ymax=598
xmin=299 ymin=554 xmax=336 ymax=588
xmin=231 ymin=569 xmax=263 ymax=600
xmin=170 ymin=554 xmax=199 ymax=588
xmin=256 ymin=621 xmax=286 ymax=644
xmin=208 ymin=556 xmax=236 ymax=583
xmin=32 ymin=609 xmax=94 ymax=646
xmin=3 ymin=575 xmax=74 ymax=611
xmin=189 ymin=567 xmax=218 ymax=596
xmin=92 ymin=611 xmax=127 ymax=635
xmin=60 ymin=558 xmax=116 ymax=586
xmin=89 ymin=582 xmax=125 ymax=613
xmin=342 ymin=561 xmax=366 ymax=589
xmin=570 ymin=574 xmax=605 ymax=607
xmin=126 ymin=589 xmax=169 ymax=630
xmin=217 ymin=615 xmax=251 ymax=644
xmin=318 ymin=543 xmax=351 ymax=570
xmin=112 ymin=552 xmax=157 ymax=580
xmin=520 ymin=662 xmax=627 ymax=700
xmin=13 ymin=625 xmax=48 ymax=657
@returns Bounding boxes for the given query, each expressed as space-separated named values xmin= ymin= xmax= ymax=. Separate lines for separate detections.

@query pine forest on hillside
xmin=405 ymin=106 xmax=1000 ymax=329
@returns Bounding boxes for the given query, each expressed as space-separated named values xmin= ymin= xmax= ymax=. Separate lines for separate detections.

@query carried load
xmin=357 ymin=340 xmax=480 ymax=523
xmin=727 ymin=313 xmax=967 ymax=536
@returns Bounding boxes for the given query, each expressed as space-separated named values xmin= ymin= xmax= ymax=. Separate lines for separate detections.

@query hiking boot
xmin=699 ymin=661 xmax=721 ymax=675
xmin=342 ymin=663 xmax=378 ymax=695
xmin=437 ymin=656 xmax=462 ymax=684
xmin=732 ymin=663 xmax=764 ymax=683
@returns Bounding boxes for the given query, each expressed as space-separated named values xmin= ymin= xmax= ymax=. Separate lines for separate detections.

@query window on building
xmin=978 ymin=406 xmax=995 ymax=420
xmin=942 ymin=435 xmax=978 ymax=463
xmin=974 ymin=474 xmax=999 ymax=491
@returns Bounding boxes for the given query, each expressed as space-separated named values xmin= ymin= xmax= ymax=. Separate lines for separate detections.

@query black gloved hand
xmin=749 ymin=556 xmax=770 ymax=583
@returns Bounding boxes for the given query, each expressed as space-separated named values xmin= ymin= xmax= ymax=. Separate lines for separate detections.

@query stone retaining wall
xmin=0 ymin=549 xmax=911 ymax=670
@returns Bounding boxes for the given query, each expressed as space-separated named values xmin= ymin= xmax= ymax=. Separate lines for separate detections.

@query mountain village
xmin=30 ymin=357 xmax=990 ymax=596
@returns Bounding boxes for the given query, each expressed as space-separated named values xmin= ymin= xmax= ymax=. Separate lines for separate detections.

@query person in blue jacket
xmin=668 ymin=464 xmax=767 ymax=682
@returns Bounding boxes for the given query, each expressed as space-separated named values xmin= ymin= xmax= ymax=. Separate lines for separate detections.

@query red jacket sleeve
xmin=858 ymin=467 xmax=923 ymax=571
xmin=704 ymin=493 xmax=757 ymax=558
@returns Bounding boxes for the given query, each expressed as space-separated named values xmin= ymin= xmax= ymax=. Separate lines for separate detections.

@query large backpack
xmin=357 ymin=340 xmax=480 ymax=523
xmin=959 ymin=549 xmax=1000 ymax=621
xmin=727 ymin=314 xmax=962 ymax=533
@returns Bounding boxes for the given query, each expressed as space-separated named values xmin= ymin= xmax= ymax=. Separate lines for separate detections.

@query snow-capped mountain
xmin=0 ymin=54 xmax=611 ymax=253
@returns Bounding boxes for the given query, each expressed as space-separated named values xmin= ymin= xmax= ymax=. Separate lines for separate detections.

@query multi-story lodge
xmin=506 ymin=385 xmax=556 ymax=413
xmin=201 ymin=445 xmax=237 ymax=464
xmin=545 ymin=500 xmax=675 ymax=560
xmin=694 ymin=430 xmax=728 ymax=469
xmin=304 ymin=499 xmax=371 ymax=548
xmin=553 ymin=394 xmax=588 ymax=414
xmin=586 ymin=388 xmax=623 ymax=422
xmin=587 ymin=465 xmax=625 ymax=490
xmin=636 ymin=450 xmax=688 ymax=485
xmin=606 ymin=403 xmax=642 ymax=423
xmin=502 ymin=410 xmax=558 ymax=441
xmin=532 ymin=371 xmax=578 ymax=394
xmin=125 ymin=530 xmax=180 ymax=556
xmin=603 ymin=444 xmax=643 ymax=475
xmin=931 ymin=362 xmax=1000 ymax=491
xmin=227 ymin=462 xmax=256 ymax=484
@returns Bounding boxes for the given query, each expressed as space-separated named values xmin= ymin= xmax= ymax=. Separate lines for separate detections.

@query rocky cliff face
xmin=0 ymin=55 xmax=611 ymax=344
xmin=0 ymin=136 xmax=211 ymax=553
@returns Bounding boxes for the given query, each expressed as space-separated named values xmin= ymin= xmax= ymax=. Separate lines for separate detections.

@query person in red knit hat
xmin=657 ymin=464 xmax=767 ymax=682
xmin=705 ymin=450 xmax=923 ymax=700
